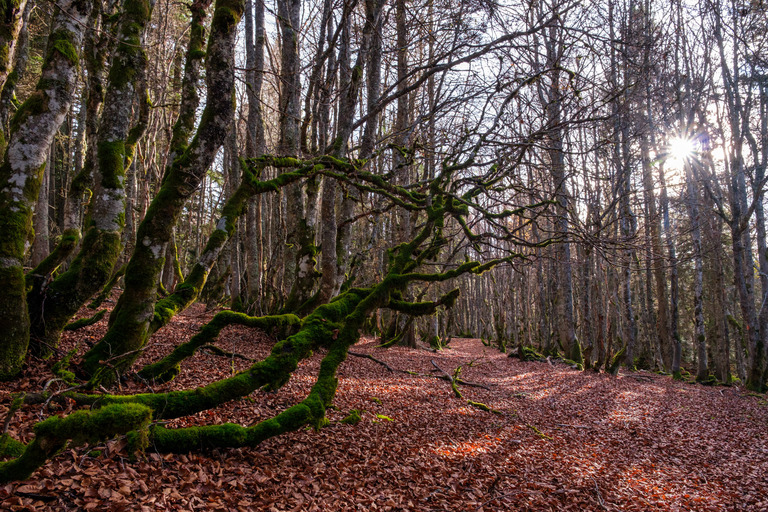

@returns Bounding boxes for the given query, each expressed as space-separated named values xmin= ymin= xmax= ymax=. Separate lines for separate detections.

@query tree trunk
xmin=244 ymin=0 xmax=266 ymax=309
xmin=0 ymin=0 xmax=91 ymax=379
xmin=0 ymin=0 xmax=28 ymax=102
xmin=80 ymin=0 xmax=245 ymax=382
xmin=27 ymin=0 xmax=153 ymax=358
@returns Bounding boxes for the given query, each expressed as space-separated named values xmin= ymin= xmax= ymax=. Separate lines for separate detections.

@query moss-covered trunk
xmin=0 ymin=403 xmax=151 ymax=483
xmin=80 ymin=0 xmax=244 ymax=383
xmin=0 ymin=0 xmax=91 ymax=380
xmin=27 ymin=0 xmax=153 ymax=358
xmin=60 ymin=2 xmax=115 ymax=235
xmin=148 ymin=159 xmax=315 ymax=337
xmin=0 ymin=0 xmax=28 ymax=102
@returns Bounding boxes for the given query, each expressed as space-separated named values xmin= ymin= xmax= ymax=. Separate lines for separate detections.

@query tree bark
xmin=80 ymin=0 xmax=245 ymax=382
xmin=0 ymin=0 xmax=91 ymax=379
xmin=27 ymin=0 xmax=153 ymax=358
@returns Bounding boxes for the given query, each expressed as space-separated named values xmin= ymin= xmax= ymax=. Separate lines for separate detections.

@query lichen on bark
xmin=80 ymin=0 xmax=245 ymax=384
xmin=27 ymin=0 xmax=153 ymax=359
xmin=0 ymin=0 xmax=91 ymax=379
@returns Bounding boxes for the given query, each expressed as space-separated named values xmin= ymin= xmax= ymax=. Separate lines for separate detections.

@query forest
xmin=0 ymin=0 xmax=767 ymax=508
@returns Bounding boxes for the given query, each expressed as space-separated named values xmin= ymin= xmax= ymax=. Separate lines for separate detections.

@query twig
xmin=349 ymin=351 xmax=396 ymax=372
xmin=352 ymin=352 xmax=491 ymax=389
xmin=555 ymin=423 xmax=592 ymax=429
xmin=475 ymin=490 xmax=529 ymax=511
xmin=200 ymin=344 xmax=254 ymax=361
xmin=432 ymin=361 xmax=501 ymax=414
xmin=42 ymin=383 xmax=87 ymax=412
xmin=41 ymin=378 xmax=66 ymax=395
xmin=14 ymin=491 xmax=57 ymax=502
xmin=592 ymin=477 xmax=609 ymax=510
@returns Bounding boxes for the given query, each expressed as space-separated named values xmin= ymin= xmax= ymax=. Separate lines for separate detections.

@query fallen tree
xmin=0 ymin=152 xmax=547 ymax=480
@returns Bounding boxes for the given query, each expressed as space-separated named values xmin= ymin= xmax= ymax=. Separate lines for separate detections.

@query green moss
xmin=48 ymin=30 xmax=79 ymax=67
xmin=124 ymin=0 xmax=151 ymax=19
xmin=97 ymin=140 xmax=126 ymax=188
xmin=0 ymin=43 xmax=9 ymax=72
xmin=0 ymin=435 xmax=25 ymax=459
xmin=34 ymin=403 xmax=151 ymax=445
xmin=63 ymin=310 xmax=106 ymax=331
xmin=513 ymin=345 xmax=545 ymax=362
xmin=696 ymin=374 xmax=718 ymax=386
xmin=27 ymin=229 xmax=80 ymax=283
xmin=0 ymin=266 xmax=29 ymax=380
xmin=608 ymin=346 xmax=626 ymax=376
xmin=211 ymin=6 xmax=242 ymax=36
xmin=467 ymin=401 xmax=503 ymax=415
xmin=0 ymin=404 xmax=151 ymax=483
xmin=340 ymin=409 xmax=362 ymax=425
xmin=9 ymin=90 xmax=47 ymax=133
xmin=51 ymin=350 xmax=78 ymax=383
xmin=527 ymin=424 xmax=552 ymax=440
xmin=561 ymin=358 xmax=584 ymax=371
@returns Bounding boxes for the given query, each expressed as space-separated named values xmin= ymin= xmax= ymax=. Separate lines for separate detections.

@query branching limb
xmin=0 ymin=404 xmax=151 ymax=483
xmin=431 ymin=360 xmax=463 ymax=398
xmin=139 ymin=310 xmax=301 ymax=383
xmin=63 ymin=310 xmax=106 ymax=331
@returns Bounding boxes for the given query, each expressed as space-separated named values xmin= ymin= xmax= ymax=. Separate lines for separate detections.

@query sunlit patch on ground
xmin=1 ymin=316 xmax=767 ymax=510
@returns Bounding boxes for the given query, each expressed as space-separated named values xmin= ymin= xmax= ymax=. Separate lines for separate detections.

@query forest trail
xmin=2 ymin=308 xmax=767 ymax=511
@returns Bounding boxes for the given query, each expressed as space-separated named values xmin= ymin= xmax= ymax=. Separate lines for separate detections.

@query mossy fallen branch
xmin=431 ymin=360 xmax=463 ymax=398
xmin=63 ymin=310 xmax=106 ymax=331
xmin=0 ymin=403 xmax=151 ymax=483
xmin=527 ymin=424 xmax=552 ymax=440
xmin=467 ymin=400 xmax=503 ymax=415
xmin=137 ymin=310 xmax=301 ymax=383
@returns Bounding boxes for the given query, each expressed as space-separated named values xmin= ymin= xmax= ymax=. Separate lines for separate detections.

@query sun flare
xmin=668 ymin=137 xmax=696 ymax=162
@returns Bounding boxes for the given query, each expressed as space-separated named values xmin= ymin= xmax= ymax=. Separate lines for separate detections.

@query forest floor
xmin=2 ymin=302 xmax=768 ymax=511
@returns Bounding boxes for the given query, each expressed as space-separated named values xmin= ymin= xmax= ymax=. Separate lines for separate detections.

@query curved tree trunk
xmin=27 ymin=0 xmax=153 ymax=359
xmin=80 ymin=0 xmax=245 ymax=382
xmin=0 ymin=0 xmax=91 ymax=379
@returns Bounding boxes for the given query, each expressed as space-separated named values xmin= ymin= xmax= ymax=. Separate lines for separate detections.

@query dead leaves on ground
xmin=1 ymin=305 xmax=768 ymax=511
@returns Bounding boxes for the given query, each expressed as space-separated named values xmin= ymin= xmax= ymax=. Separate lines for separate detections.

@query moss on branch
xmin=63 ymin=309 xmax=106 ymax=331
xmin=139 ymin=311 xmax=301 ymax=383
xmin=0 ymin=403 xmax=151 ymax=483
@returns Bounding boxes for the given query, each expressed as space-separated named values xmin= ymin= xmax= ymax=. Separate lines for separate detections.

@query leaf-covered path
xmin=2 ymin=306 xmax=767 ymax=511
